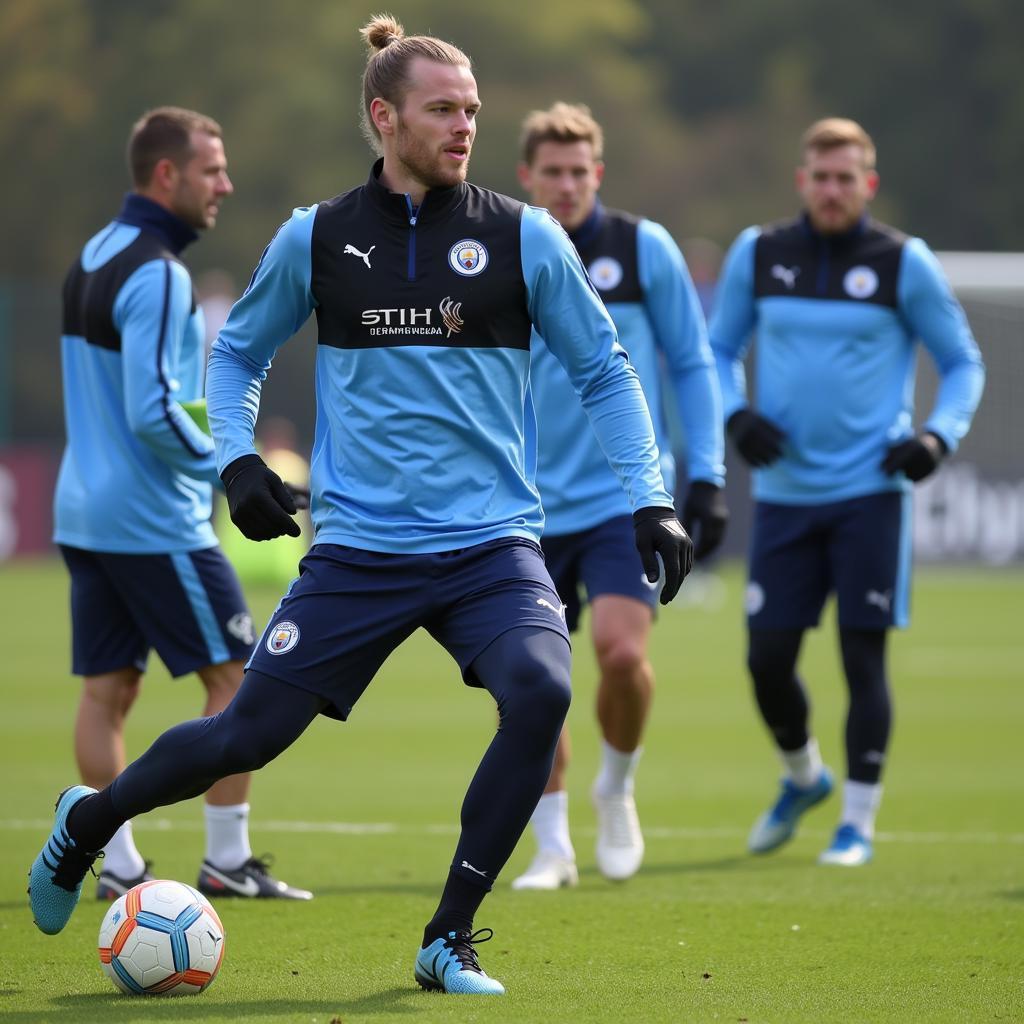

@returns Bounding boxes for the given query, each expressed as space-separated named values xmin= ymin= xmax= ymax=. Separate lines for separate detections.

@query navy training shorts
xmin=541 ymin=515 xmax=658 ymax=633
xmin=745 ymin=491 xmax=912 ymax=631
xmin=60 ymin=544 xmax=255 ymax=678
xmin=247 ymin=537 xmax=570 ymax=720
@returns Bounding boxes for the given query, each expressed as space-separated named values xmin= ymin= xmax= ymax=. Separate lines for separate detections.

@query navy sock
xmin=66 ymin=671 xmax=323 ymax=853
xmin=67 ymin=787 xmax=121 ymax=853
xmin=423 ymin=870 xmax=489 ymax=946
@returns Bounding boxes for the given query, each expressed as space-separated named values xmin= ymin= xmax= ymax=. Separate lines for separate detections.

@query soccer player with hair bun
xmin=30 ymin=14 xmax=693 ymax=996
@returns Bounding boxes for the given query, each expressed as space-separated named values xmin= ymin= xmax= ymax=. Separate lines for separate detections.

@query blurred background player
xmin=710 ymin=117 xmax=985 ymax=865
xmin=52 ymin=107 xmax=310 ymax=900
xmin=512 ymin=102 xmax=727 ymax=888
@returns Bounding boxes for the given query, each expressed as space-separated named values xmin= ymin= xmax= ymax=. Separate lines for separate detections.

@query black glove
xmin=285 ymin=483 xmax=311 ymax=511
xmin=727 ymin=408 xmax=785 ymax=467
xmin=881 ymin=432 xmax=947 ymax=483
xmin=222 ymin=454 xmax=302 ymax=541
xmin=681 ymin=481 xmax=729 ymax=561
xmin=633 ymin=506 xmax=694 ymax=605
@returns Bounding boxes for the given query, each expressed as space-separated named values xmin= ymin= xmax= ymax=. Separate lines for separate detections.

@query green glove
xmin=181 ymin=399 xmax=210 ymax=435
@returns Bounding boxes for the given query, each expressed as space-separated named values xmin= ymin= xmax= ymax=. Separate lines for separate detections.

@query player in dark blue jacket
xmin=510 ymin=103 xmax=727 ymax=890
xmin=30 ymin=18 xmax=693 ymax=996
xmin=710 ymin=118 xmax=985 ymax=866
xmin=52 ymin=107 xmax=308 ymax=903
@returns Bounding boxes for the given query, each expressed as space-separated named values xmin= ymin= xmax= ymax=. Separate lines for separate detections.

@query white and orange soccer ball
xmin=97 ymin=879 xmax=225 ymax=996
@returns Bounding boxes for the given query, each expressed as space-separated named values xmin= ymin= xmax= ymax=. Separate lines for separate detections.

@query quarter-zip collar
xmin=364 ymin=158 xmax=467 ymax=225
xmin=799 ymin=210 xmax=869 ymax=250
xmin=567 ymin=198 xmax=604 ymax=250
xmin=116 ymin=193 xmax=199 ymax=255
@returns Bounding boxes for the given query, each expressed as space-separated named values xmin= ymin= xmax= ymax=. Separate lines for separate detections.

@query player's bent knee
xmin=504 ymin=668 xmax=571 ymax=737
xmin=596 ymin=637 xmax=647 ymax=680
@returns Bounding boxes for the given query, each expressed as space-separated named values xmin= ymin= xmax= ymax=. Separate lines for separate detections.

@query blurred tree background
xmin=2 ymin=0 xmax=1021 ymax=444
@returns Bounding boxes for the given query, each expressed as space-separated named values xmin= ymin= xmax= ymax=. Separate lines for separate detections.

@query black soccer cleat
xmin=96 ymin=861 xmax=154 ymax=901
xmin=197 ymin=853 xmax=313 ymax=900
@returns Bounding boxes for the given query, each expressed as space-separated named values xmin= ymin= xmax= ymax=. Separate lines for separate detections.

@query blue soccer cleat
xmin=748 ymin=769 xmax=834 ymax=854
xmin=818 ymin=823 xmax=873 ymax=866
xmin=414 ymin=927 xmax=506 ymax=995
xmin=29 ymin=785 xmax=100 ymax=934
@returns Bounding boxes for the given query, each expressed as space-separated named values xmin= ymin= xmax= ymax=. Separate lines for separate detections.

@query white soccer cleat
xmin=509 ymin=851 xmax=577 ymax=892
xmin=592 ymin=790 xmax=645 ymax=881
xmin=510 ymin=851 xmax=579 ymax=890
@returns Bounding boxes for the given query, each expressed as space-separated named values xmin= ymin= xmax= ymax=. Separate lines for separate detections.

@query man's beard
xmin=172 ymin=186 xmax=211 ymax=230
xmin=395 ymin=126 xmax=468 ymax=190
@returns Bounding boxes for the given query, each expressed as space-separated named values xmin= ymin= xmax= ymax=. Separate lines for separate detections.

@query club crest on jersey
xmin=588 ymin=257 xmax=623 ymax=292
xmin=448 ymin=239 xmax=488 ymax=277
xmin=266 ymin=620 xmax=300 ymax=655
xmin=843 ymin=265 xmax=879 ymax=299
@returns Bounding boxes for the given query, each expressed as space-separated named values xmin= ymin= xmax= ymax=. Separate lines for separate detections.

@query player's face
xmin=392 ymin=58 xmax=479 ymax=191
xmin=171 ymin=132 xmax=233 ymax=230
xmin=518 ymin=141 xmax=604 ymax=232
xmin=797 ymin=144 xmax=878 ymax=235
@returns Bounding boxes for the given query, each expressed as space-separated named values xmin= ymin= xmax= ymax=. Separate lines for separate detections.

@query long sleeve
xmin=115 ymin=259 xmax=220 ymax=484
xmin=708 ymin=226 xmax=760 ymax=421
xmin=637 ymin=219 xmax=725 ymax=486
xmin=897 ymin=239 xmax=985 ymax=452
xmin=207 ymin=206 xmax=318 ymax=473
xmin=521 ymin=206 xmax=673 ymax=512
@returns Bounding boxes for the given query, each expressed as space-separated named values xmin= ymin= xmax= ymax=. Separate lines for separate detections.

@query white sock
xmin=204 ymin=802 xmax=252 ymax=869
xmin=841 ymin=780 xmax=883 ymax=839
xmin=102 ymin=821 xmax=146 ymax=879
xmin=593 ymin=740 xmax=642 ymax=798
xmin=530 ymin=791 xmax=574 ymax=860
xmin=780 ymin=738 xmax=824 ymax=789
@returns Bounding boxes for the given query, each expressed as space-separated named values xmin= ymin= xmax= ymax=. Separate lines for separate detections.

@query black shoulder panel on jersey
xmin=311 ymin=182 xmax=533 ymax=351
xmin=754 ymin=216 xmax=906 ymax=308
xmin=575 ymin=208 xmax=642 ymax=305
xmin=62 ymin=232 xmax=185 ymax=351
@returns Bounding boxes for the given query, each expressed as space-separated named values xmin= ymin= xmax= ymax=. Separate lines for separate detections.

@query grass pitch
xmin=1 ymin=558 xmax=1022 ymax=1023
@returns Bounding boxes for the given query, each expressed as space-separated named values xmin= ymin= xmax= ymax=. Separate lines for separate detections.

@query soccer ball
xmin=97 ymin=879 xmax=225 ymax=996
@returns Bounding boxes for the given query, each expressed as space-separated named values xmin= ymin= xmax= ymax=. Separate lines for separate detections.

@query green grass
xmin=2 ymin=558 xmax=1022 ymax=1023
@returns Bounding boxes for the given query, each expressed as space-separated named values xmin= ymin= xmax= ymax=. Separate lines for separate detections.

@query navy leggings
xmin=94 ymin=627 xmax=571 ymax=881
xmin=747 ymin=627 xmax=891 ymax=785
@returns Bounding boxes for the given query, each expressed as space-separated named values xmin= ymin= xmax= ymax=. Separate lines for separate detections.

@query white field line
xmin=2 ymin=819 xmax=1022 ymax=845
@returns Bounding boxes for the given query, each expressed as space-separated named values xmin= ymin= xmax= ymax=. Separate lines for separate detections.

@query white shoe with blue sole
xmin=748 ymin=769 xmax=834 ymax=854
xmin=819 ymin=823 xmax=873 ymax=866
xmin=414 ymin=928 xmax=505 ymax=995
xmin=29 ymin=785 xmax=99 ymax=934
